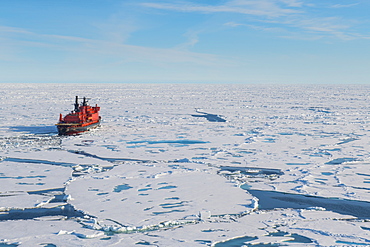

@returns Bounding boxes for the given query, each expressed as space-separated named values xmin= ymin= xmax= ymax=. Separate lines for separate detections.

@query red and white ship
xmin=56 ymin=96 xmax=101 ymax=135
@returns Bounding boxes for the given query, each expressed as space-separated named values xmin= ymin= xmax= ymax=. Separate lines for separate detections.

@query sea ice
xmin=2 ymin=83 xmax=370 ymax=246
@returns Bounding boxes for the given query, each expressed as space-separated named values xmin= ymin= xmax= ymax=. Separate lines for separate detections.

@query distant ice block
xmin=198 ymin=210 xmax=212 ymax=221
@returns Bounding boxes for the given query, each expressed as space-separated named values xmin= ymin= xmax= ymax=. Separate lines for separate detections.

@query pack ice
xmin=1 ymin=83 xmax=370 ymax=246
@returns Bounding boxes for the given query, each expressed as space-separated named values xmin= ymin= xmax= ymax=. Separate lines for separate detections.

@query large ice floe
xmin=2 ymin=83 xmax=370 ymax=246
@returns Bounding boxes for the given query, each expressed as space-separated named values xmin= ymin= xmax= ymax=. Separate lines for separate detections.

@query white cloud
xmin=141 ymin=1 xmax=369 ymax=41
xmin=224 ymin=22 xmax=244 ymax=27
xmin=262 ymin=16 xmax=361 ymax=40
xmin=330 ymin=3 xmax=359 ymax=8
xmin=296 ymin=17 xmax=350 ymax=32
xmin=279 ymin=0 xmax=304 ymax=7
xmin=94 ymin=15 xmax=139 ymax=44
xmin=175 ymin=30 xmax=200 ymax=50
xmin=224 ymin=22 xmax=286 ymax=33
xmin=141 ymin=0 xmax=302 ymax=18
xmin=0 ymin=25 xmax=229 ymax=68
xmin=0 ymin=26 xmax=33 ymax=35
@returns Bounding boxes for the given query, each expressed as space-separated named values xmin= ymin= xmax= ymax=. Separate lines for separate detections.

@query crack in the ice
xmin=2 ymin=157 xmax=78 ymax=167
xmin=67 ymin=150 xmax=150 ymax=163
xmin=248 ymin=189 xmax=370 ymax=218
xmin=191 ymin=109 xmax=226 ymax=122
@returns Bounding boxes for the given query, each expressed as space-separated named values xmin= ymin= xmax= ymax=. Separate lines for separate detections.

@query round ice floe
xmin=66 ymin=162 xmax=254 ymax=227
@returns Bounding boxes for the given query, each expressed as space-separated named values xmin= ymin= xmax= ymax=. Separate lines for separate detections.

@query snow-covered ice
xmin=2 ymin=83 xmax=370 ymax=246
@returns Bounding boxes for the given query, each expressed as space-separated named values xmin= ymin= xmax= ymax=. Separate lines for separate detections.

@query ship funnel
xmin=74 ymin=96 xmax=79 ymax=112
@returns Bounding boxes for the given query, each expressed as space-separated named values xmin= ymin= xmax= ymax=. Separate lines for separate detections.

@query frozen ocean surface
xmin=1 ymin=83 xmax=370 ymax=246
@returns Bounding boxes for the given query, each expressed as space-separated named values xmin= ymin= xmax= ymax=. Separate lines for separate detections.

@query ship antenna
xmin=74 ymin=96 xmax=79 ymax=112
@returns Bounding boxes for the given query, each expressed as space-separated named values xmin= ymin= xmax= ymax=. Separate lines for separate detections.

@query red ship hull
xmin=56 ymin=118 xmax=101 ymax=135
xmin=56 ymin=96 xmax=101 ymax=135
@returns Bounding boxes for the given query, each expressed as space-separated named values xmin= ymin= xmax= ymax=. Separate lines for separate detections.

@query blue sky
xmin=1 ymin=0 xmax=369 ymax=83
